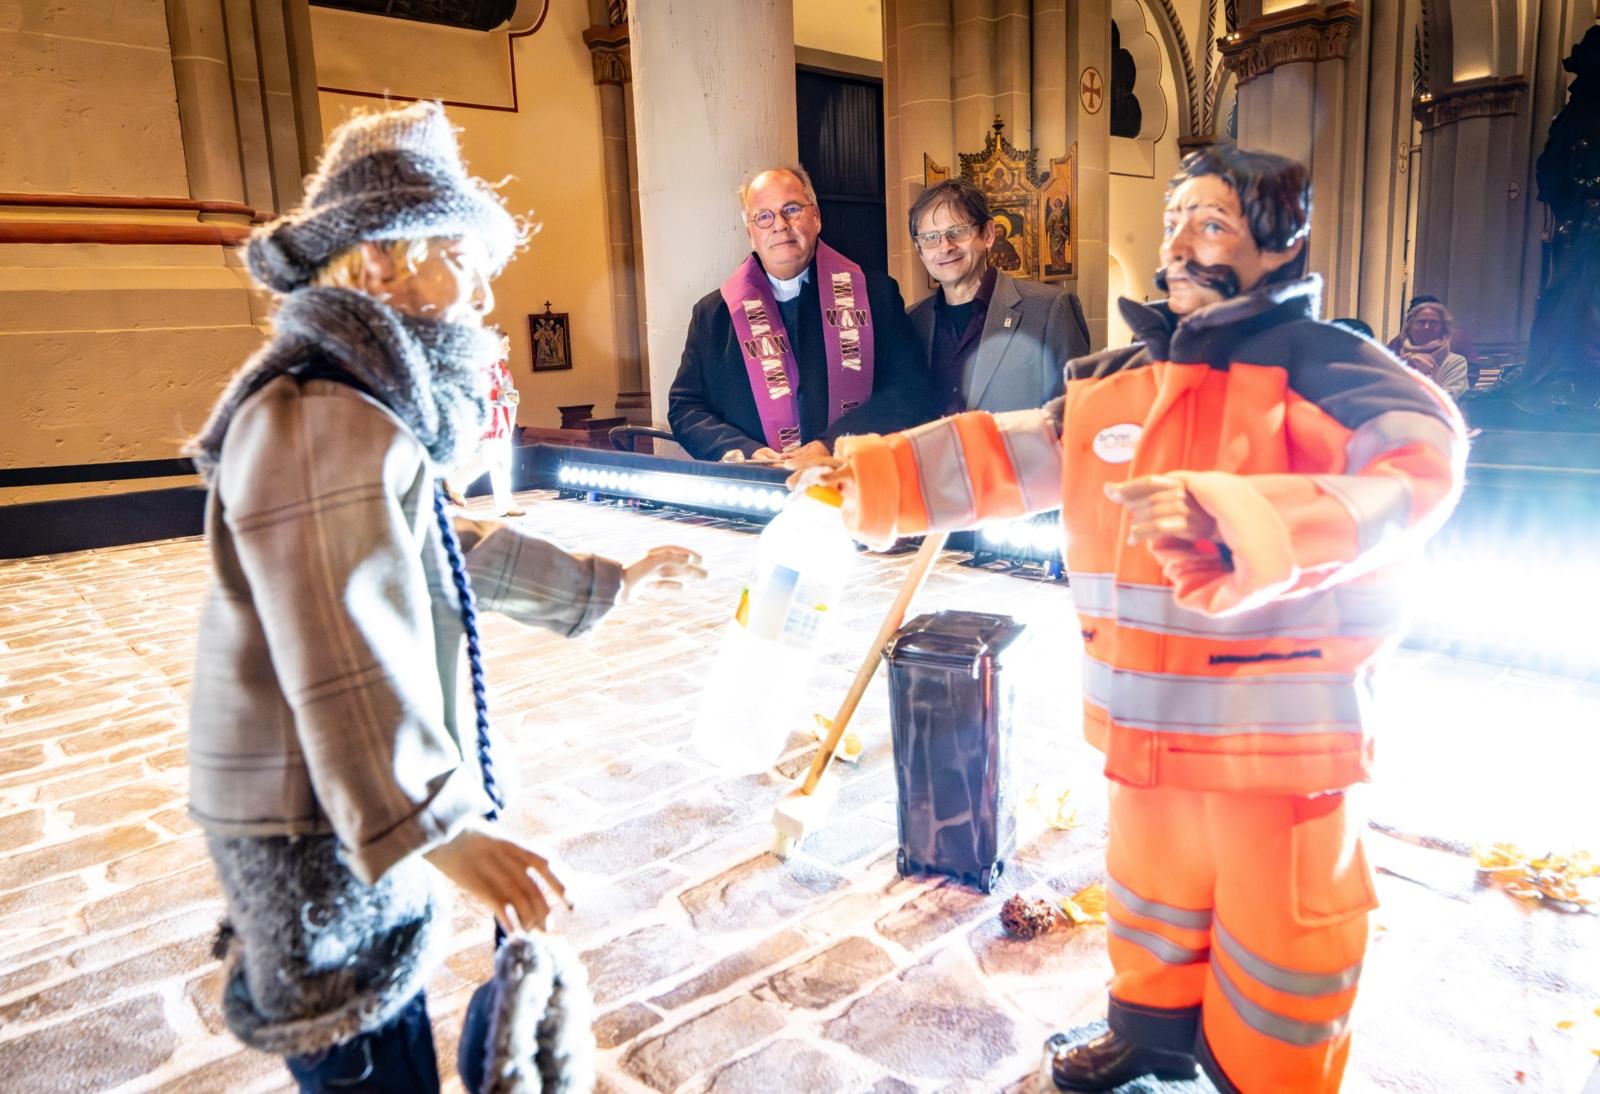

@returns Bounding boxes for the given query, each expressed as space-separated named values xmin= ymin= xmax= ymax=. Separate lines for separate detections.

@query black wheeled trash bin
xmin=884 ymin=610 xmax=1028 ymax=893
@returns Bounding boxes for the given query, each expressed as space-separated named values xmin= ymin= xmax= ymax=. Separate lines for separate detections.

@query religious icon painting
xmin=987 ymin=207 xmax=1032 ymax=278
xmin=924 ymin=116 xmax=1052 ymax=285
xmin=1040 ymin=146 xmax=1077 ymax=282
xmin=529 ymin=302 xmax=572 ymax=372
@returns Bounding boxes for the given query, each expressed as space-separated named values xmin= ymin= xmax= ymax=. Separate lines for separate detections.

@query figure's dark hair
xmin=1168 ymin=145 xmax=1312 ymax=282
xmin=908 ymin=179 xmax=993 ymax=239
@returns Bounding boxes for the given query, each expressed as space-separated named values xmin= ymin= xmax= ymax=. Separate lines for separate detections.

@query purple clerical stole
xmin=720 ymin=241 xmax=875 ymax=452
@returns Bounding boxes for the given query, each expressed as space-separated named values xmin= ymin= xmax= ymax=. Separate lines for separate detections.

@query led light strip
xmin=978 ymin=513 xmax=1065 ymax=560
xmin=556 ymin=463 xmax=788 ymax=514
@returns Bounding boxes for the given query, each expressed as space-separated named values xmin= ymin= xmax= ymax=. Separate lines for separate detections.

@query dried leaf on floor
xmin=1024 ymin=782 xmax=1081 ymax=831
xmin=1472 ymin=843 xmax=1599 ymax=908
xmin=810 ymin=714 xmax=862 ymax=764
xmin=1060 ymin=881 xmax=1108 ymax=925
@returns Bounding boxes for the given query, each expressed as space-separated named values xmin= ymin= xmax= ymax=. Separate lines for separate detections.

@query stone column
xmin=1411 ymin=0 xmax=1599 ymax=361
xmin=886 ymin=0 xmax=955 ymax=299
xmin=1352 ymin=0 xmax=1422 ymax=341
xmin=164 ymin=0 xmax=248 ymax=205
xmin=953 ymin=0 xmax=999 ymax=147
xmin=995 ymin=0 xmax=1033 ymax=149
xmin=585 ymin=4 xmax=647 ymax=406
xmin=1223 ymin=2 xmax=1364 ymax=317
xmin=629 ymin=0 xmax=796 ymax=427
xmin=1413 ymin=78 xmax=1531 ymax=353
xmin=1067 ymin=0 xmax=1111 ymax=349
xmin=1032 ymin=0 xmax=1069 ymax=163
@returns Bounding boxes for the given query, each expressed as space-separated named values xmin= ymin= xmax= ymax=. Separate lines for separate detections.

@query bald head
xmin=740 ymin=165 xmax=822 ymax=280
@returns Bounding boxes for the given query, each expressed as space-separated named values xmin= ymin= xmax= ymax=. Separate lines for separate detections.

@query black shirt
xmin=931 ymin=267 xmax=997 ymax=414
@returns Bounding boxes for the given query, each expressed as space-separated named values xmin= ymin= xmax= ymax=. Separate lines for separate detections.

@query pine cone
xmin=1000 ymin=894 xmax=1061 ymax=939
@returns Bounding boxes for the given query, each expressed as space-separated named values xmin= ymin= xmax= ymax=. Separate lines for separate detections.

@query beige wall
xmin=796 ymin=0 xmax=883 ymax=60
xmin=0 ymin=0 xmax=189 ymax=197
xmin=312 ymin=3 xmax=622 ymax=428
xmin=0 ymin=0 xmax=267 ymax=505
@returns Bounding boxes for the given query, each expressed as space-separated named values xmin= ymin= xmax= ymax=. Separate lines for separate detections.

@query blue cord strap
xmin=432 ymin=482 xmax=508 ymax=950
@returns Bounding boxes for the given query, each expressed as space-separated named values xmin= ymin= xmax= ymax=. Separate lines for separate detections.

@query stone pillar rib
xmin=220 ymin=0 xmax=274 ymax=214
xmin=164 ymin=0 xmax=248 ymax=205
xmin=1068 ymin=0 xmax=1111 ymax=349
xmin=629 ymin=0 xmax=797 ymax=426
xmin=1032 ymin=0 xmax=1067 ymax=161
xmin=953 ymin=0 xmax=999 ymax=149
xmin=586 ymin=15 xmax=646 ymax=399
xmin=996 ymin=0 xmax=1032 ymax=148
xmin=250 ymin=0 xmax=307 ymax=216
xmin=890 ymin=0 xmax=954 ymax=302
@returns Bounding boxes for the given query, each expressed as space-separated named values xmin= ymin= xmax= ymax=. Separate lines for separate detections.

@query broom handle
xmin=800 ymin=531 xmax=949 ymax=795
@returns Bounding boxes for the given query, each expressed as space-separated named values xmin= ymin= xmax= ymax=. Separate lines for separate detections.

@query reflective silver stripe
xmin=1214 ymin=920 xmax=1362 ymax=997
xmin=1068 ymin=572 xmax=1403 ymax=640
xmin=1107 ymin=918 xmax=1209 ymax=965
xmin=905 ymin=419 xmax=978 ymax=529
xmin=1346 ymin=410 xmax=1460 ymax=474
xmin=1311 ymin=474 xmax=1412 ymax=553
xmin=992 ymin=407 xmax=1062 ymax=513
xmin=1210 ymin=955 xmax=1350 ymax=1047
xmin=1107 ymin=877 xmax=1213 ymax=931
xmin=1081 ymin=656 xmax=1367 ymax=735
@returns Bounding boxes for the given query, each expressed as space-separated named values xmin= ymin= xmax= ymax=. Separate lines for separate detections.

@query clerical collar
xmin=767 ymin=267 xmax=811 ymax=302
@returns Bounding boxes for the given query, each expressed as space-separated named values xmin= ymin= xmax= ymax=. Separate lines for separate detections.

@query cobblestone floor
xmin=1 ymin=490 xmax=1597 ymax=1093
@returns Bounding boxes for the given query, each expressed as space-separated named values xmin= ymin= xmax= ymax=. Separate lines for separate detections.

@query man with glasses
xmin=907 ymin=178 xmax=1090 ymax=415
xmin=669 ymin=166 xmax=934 ymax=461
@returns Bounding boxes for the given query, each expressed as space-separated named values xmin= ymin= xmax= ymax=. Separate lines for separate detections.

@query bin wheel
xmin=896 ymin=848 xmax=909 ymax=876
xmin=978 ymin=861 xmax=1003 ymax=893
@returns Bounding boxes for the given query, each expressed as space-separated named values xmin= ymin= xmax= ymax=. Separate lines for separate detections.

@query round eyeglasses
xmin=749 ymin=202 xmax=814 ymax=229
xmin=914 ymin=223 xmax=980 ymax=250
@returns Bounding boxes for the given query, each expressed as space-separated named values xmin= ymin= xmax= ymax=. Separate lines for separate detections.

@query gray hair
xmin=737 ymin=165 xmax=819 ymax=218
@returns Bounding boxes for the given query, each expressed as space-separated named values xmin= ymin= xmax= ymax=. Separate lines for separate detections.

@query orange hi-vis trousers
xmin=1104 ymin=783 xmax=1376 ymax=1093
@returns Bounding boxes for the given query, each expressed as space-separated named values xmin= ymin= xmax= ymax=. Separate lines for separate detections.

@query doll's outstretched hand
xmin=785 ymin=456 xmax=859 ymax=528
xmin=1105 ymin=475 xmax=1220 ymax=546
xmin=622 ymin=546 xmax=706 ymax=602
xmin=425 ymin=821 xmax=572 ymax=933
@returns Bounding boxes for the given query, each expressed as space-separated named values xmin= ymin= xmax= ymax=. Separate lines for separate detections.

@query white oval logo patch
xmin=1093 ymin=423 xmax=1143 ymax=464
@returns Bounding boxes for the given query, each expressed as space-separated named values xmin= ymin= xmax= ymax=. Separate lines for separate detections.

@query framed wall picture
xmin=1040 ymin=146 xmax=1077 ymax=282
xmin=529 ymin=302 xmax=572 ymax=372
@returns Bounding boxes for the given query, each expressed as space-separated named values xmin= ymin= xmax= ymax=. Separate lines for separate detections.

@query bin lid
xmin=884 ymin=610 xmax=1029 ymax=672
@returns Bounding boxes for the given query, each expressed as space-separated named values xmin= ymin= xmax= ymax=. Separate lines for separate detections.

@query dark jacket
xmin=668 ymin=255 xmax=936 ymax=459
xmin=907 ymin=271 xmax=1090 ymax=413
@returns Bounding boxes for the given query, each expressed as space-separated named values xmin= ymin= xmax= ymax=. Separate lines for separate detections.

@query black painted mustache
xmin=1154 ymin=260 xmax=1242 ymax=300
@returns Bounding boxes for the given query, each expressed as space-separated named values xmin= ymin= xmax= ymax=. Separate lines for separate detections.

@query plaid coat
xmin=188 ymin=375 xmax=622 ymax=884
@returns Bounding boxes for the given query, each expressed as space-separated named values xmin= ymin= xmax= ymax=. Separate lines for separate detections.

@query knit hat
xmin=245 ymin=101 xmax=525 ymax=293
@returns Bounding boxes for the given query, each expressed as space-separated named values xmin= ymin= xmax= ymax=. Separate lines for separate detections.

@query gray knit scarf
xmin=188 ymin=286 xmax=499 ymax=482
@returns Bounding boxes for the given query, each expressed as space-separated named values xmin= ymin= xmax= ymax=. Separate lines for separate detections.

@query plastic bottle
xmin=692 ymin=486 xmax=858 ymax=772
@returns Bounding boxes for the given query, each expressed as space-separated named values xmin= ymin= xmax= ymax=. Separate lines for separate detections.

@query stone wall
xmin=0 ymin=0 xmax=316 ymax=506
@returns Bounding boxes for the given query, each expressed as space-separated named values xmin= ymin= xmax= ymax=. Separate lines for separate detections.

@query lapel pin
xmin=1004 ymin=316 xmax=1014 ymax=328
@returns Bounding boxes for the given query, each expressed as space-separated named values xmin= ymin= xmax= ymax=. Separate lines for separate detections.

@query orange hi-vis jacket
xmin=839 ymin=277 xmax=1467 ymax=797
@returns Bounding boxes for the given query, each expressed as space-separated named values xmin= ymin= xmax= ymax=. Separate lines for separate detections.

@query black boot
xmin=1039 ymin=1029 xmax=1199 ymax=1091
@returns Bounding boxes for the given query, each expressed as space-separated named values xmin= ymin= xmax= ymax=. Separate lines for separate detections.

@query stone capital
xmin=583 ymin=23 xmax=631 ymax=85
xmin=1413 ymin=76 xmax=1527 ymax=131
xmin=1218 ymin=2 xmax=1361 ymax=87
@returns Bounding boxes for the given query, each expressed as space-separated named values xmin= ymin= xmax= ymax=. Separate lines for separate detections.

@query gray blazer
xmin=908 ymin=271 xmax=1091 ymax=412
